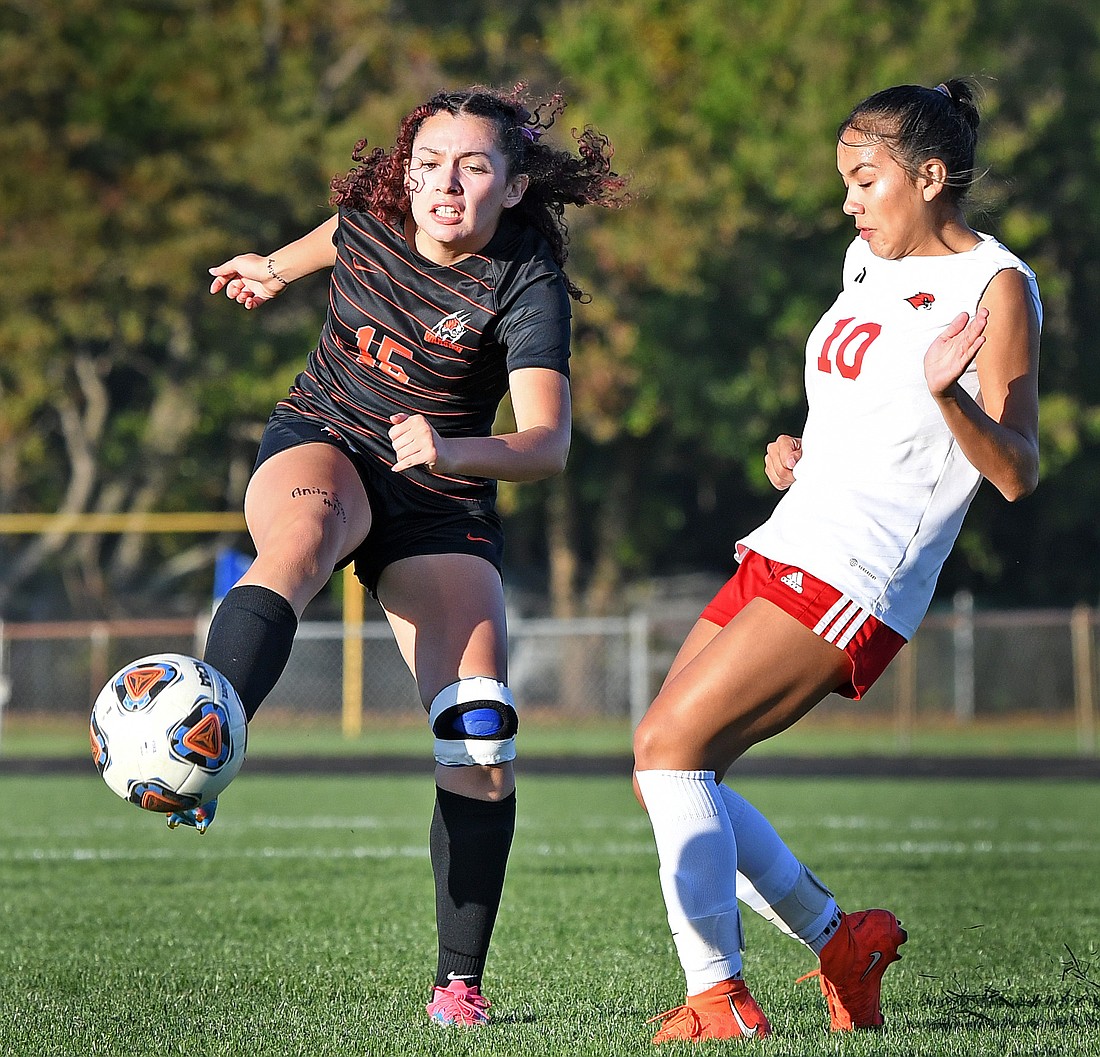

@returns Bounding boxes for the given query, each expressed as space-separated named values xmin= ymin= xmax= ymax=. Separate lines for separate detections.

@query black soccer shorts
xmin=254 ymin=411 xmax=504 ymax=595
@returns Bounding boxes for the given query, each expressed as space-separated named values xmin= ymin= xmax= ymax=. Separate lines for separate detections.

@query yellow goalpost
xmin=0 ymin=512 xmax=246 ymax=534
xmin=0 ymin=512 xmax=367 ymax=738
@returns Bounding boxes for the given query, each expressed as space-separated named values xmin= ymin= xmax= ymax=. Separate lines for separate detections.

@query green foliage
xmin=2 ymin=0 xmax=1099 ymax=617
xmin=537 ymin=1 xmax=974 ymax=591
xmin=546 ymin=0 xmax=1100 ymax=604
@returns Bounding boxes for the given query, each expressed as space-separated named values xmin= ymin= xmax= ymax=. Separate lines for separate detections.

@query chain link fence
xmin=1 ymin=593 xmax=1097 ymax=749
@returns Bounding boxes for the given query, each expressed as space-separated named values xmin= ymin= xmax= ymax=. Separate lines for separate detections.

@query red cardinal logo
xmin=905 ymin=291 xmax=935 ymax=310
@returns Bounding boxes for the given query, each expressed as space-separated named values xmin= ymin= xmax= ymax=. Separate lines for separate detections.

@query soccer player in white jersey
xmin=636 ymin=79 xmax=1041 ymax=1043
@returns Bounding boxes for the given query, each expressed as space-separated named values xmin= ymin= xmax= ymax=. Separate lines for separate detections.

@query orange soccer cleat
xmin=648 ymin=978 xmax=770 ymax=1044
xmin=800 ymin=908 xmax=907 ymax=1030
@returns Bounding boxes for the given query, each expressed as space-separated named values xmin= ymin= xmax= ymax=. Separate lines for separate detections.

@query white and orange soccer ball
xmin=90 ymin=653 xmax=247 ymax=814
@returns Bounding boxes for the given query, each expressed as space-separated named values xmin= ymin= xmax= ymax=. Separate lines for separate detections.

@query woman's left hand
xmin=388 ymin=413 xmax=450 ymax=473
xmin=924 ymin=307 xmax=988 ymax=399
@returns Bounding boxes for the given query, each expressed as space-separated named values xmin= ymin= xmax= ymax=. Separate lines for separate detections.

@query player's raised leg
xmin=208 ymin=442 xmax=373 ymax=706
xmin=172 ymin=441 xmax=372 ymax=833
xmin=718 ymin=783 xmax=907 ymax=1029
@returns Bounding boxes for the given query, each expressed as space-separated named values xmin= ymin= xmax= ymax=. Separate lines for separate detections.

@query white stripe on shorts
xmin=813 ymin=595 xmax=871 ymax=649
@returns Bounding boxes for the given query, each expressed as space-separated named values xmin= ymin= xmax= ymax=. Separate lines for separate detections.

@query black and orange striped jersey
xmin=276 ymin=207 xmax=572 ymax=505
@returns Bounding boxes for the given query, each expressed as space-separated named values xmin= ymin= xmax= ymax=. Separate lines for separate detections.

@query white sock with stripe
xmin=636 ymin=769 xmax=743 ymax=994
xmin=717 ymin=784 xmax=840 ymax=954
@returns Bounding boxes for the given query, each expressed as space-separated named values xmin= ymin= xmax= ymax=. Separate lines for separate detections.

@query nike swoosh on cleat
xmin=726 ymin=995 xmax=758 ymax=1038
xmin=860 ymin=950 xmax=883 ymax=980
xmin=466 ymin=533 xmax=491 ymax=543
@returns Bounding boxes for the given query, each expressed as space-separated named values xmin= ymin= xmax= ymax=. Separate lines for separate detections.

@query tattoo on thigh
xmin=290 ymin=486 xmax=347 ymax=523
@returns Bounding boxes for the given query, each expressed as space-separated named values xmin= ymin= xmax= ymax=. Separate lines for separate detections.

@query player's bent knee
xmin=429 ymin=677 xmax=518 ymax=767
xmin=632 ymin=710 xmax=686 ymax=770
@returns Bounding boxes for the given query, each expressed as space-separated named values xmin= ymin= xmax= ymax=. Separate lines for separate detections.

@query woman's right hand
xmin=764 ymin=435 xmax=802 ymax=490
xmin=209 ymin=253 xmax=284 ymax=310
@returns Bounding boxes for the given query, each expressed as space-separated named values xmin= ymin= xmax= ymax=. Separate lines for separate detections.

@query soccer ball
xmin=90 ymin=653 xmax=247 ymax=814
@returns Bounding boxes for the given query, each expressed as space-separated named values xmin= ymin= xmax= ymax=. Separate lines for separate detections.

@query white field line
xmin=3 ymin=813 xmax=657 ymax=842
xmin=2 ymin=812 xmax=1097 ymax=863
xmin=3 ymin=845 xmax=431 ymax=862
xmin=1 ymin=836 xmax=1096 ymax=864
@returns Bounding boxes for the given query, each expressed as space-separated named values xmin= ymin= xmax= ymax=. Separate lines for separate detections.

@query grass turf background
xmin=2 ymin=773 xmax=1098 ymax=1055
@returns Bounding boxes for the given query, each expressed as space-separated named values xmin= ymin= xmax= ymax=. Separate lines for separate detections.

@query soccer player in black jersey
xmin=183 ymin=85 xmax=628 ymax=1026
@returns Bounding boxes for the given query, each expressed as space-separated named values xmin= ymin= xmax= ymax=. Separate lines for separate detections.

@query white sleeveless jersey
xmin=738 ymin=233 xmax=1041 ymax=639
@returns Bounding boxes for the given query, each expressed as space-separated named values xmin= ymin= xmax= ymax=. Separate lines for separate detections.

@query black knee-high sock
xmin=430 ymin=787 xmax=517 ymax=990
xmin=203 ymin=584 xmax=298 ymax=720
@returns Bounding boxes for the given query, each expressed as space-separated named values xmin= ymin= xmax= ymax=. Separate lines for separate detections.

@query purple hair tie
xmin=520 ymin=126 xmax=542 ymax=143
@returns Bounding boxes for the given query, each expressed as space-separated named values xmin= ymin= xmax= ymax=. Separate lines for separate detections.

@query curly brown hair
xmin=329 ymin=85 xmax=630 ymax=301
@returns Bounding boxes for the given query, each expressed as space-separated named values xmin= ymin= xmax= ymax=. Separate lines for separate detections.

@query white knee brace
xmin=428 ymin=676 xmax=518 ymax=766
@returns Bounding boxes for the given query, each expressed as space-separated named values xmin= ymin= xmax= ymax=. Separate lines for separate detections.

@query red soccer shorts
xmin=700 ymin=548 xmax=906 ymax=699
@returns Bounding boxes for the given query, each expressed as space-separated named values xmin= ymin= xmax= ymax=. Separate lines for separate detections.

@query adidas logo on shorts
xmin=780 ymin=570 xmax=804 ymax=594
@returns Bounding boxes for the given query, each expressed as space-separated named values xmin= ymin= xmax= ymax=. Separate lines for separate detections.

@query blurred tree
xmin=944 ymin=0 xmax=1100 ymax=606
xmin=518 ymin=0 xmax=1100 ymax=614
xmin=538 ymin=0 xmax=979 ymax=612
xmin=1 ymin=0 xmax=1098 ymax=622
xmin=0 ymin=0 xmax=356 ymax=615
xmin=0 ymin=0 xmax=557 ymax=618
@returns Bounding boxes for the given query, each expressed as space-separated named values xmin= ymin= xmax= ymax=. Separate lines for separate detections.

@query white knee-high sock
xmin=636 ymin=769 xmax=743 ymax=993
xmin=717 ymin=784 xmax=840 ymax=954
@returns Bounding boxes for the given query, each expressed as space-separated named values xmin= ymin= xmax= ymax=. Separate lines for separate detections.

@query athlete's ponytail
xmin=838 ymin=79 xmax=981 ymax=204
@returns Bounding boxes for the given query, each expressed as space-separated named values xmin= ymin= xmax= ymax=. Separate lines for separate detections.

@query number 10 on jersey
xmin=816 ymin=317 xmax=881 ymax=380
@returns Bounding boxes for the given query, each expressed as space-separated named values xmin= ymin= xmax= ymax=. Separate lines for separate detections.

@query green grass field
xmin=2 ymin=773 xmax=1098 ymax=1055
xmin=2 ymin=708 xmax=1093 ymax=759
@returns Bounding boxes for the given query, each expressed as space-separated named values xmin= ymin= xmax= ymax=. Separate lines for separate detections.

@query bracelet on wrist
xmin=266 ymin=258 xmax=289 ymax=287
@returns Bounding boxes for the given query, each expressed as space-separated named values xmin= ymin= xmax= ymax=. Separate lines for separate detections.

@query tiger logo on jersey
xmin=426 ymin=311 xmax=473 ymax=351
xmin=905 ymin=291 xmax=935 ymax=310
